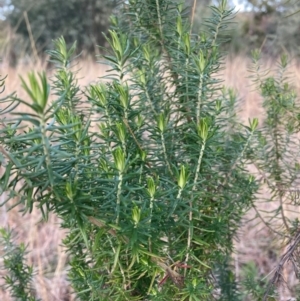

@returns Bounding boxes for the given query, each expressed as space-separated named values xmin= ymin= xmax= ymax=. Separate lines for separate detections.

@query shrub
xmin=0 ymin=228 xmax=38 ymax=301
xmin=0 ymin=0 xmax=262 ymax=300
xmin=247 ymin=50 xmax=300 ymax=300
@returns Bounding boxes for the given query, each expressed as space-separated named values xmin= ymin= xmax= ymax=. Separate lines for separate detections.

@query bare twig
xmin=263 ymin=230 xmax=300 ymax=301
xmin=252 ymin=204 xmax=289 ymax=239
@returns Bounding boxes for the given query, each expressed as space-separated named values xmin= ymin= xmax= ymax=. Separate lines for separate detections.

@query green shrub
xmin=247 ymin=50 xmax=300 ymax=301
xmin=0 ymin=0 xmax=264 ymax=300
xmin=0 ymin=228 xmax=38 ymax=301
xmin=249 ymin=51 xmax=300 ymax=235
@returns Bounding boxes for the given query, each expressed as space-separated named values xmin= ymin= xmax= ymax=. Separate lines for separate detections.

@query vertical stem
xmin=211 ymin=8 xmax=224 ymax=47
xmin=196 ymin=74 xmax=204 ymax=124
xmin=104 ymin=105 xmax=113 ymax=153
xmin=116 ymin=172 xmax=123 ymax=225
xmin=177 ymin=33 xmax=181 ymax=61
xmin=149 ymin=196 xmax=154 ymax=223
xmin=185 ymin=58 xmax=189 ymax=105
xmin=147 ymin=271 xmax=157 ymax=294
xmin=161 ymin=132 xmax=173 ymax=176
xmin=107 ymin=235 xmax=126 ymax=288
xmin=185 ymin=139 xmax=206 ymax=273
xmin=122 ymin=117 xmax=146 ymax=171
xmin=273 ymin=122 xmax=289 ymax=231
xmin=148 ymin=195 xmax=154 ymax=251
xmin=225 ymin=131 xmax=254 ymax=182
xmin=169 ymin=188 xmax=183 ymax=217
xmin=193 ymin=141 xmax=206 ymax=191
xmin=144 ymin=85 xmax=158 ymax=116
xmin=155 ymin=0 xmax=164 ymax=42
xmin=40 ymin=116 xmax=53 ymax=185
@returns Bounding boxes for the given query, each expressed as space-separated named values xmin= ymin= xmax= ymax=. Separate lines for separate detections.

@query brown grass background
xmin=1 ymin=55 xmax=300 ymax=300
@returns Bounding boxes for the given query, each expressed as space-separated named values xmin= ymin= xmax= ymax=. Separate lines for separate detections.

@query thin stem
xmin=252 ymin=204 xmax=288 ymax=239
xmin=155 ymin=0 xmax=164 ymax=43
xmin=110 ymin=240 xmax=126 ymax=289
xmin=40 ymin=116 xmax=54 ymax=186
xmin=147 ymin=271 xmax=157 ymax=295
xmin=149 ymin=196 xmax=154 ymax=223
xmin=138 ymin=166 xmax=144 ymax=184
xmin=224 ymin=130 xmax=254 ymax=185
xmin=104 ymin=105 xmax=113 ymax=153
xmin=177 ymin=31 xmax=181 ymax=61
xmin=148 ymin=195 xmax=154 ymax=251
xmin=161 ymin=132 xmax=173 ymax=176
xmin=196 ymin=74 xmax=204 ymax=124
xmin=193 ymin=141 xmax=206 ymax=191
xmin=144 ymin=85 xmax=158 ymax=116
xmin=122 ymin=141 xmax=127 ymax=158
xmin=113 ymin=244 xmax=121 ymax=275
xmin=185 ymin=139 xmax=206 ymax=271
xmin=119 ymin=261 xmax=127 ymax=290
xmin=116 ymin=172 xmax=123 ymax=225
xmin=185 ymin=58 xmax=190 ymax=106
xmin=219 ymin=130 xmax=255 ymax=214
xmin=211 ymin=6 xmax=225 ymax=47
xmin=123 ymin=118 xmax=144 ymax=154
xmin=169 ymin=188 xmax=183 ymax=217
xmin=273 ymin=116 xmax=289 ymax=232
xmin=278 ymin=187 xmax=289 ymax=231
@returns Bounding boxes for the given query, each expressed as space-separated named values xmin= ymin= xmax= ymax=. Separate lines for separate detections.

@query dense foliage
xmin=0 ymin=0 xmax=261 ymax=299
xmin=1 ymin=0 xmax=300 ymax=300
xmin=0 ymin=228 xmax=38 ymax=301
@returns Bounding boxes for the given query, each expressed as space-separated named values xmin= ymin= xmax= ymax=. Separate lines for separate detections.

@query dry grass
xmin=1 ymin=55 xmax=300 ymax=300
